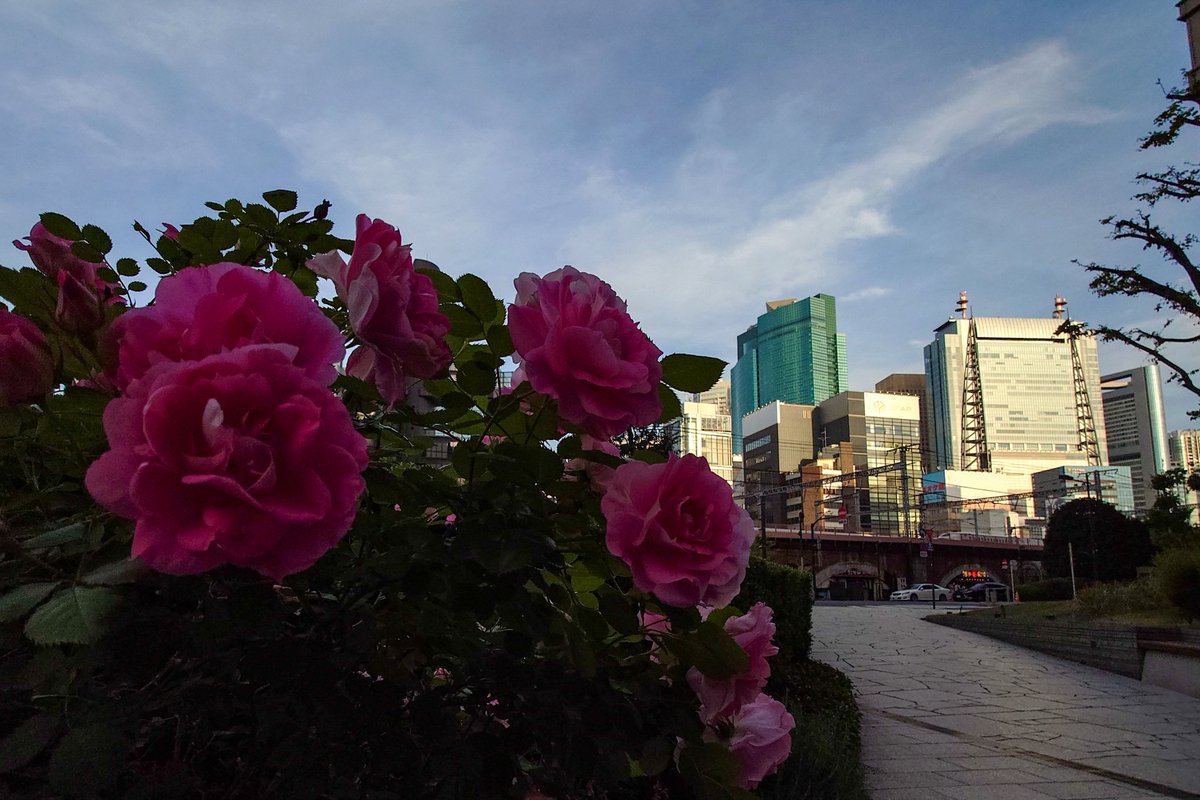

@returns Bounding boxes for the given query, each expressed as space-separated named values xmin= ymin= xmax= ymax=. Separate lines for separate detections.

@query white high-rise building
xmin=1168 ymin=429 xmax=1200 ymax=522
xmin=1101 ymin=365 xmax=1169 ymax=512
xmin=671 ymin=398 xmax=734 ymax=485
xmin=923 ymin=305 xmax=1106 ymax=477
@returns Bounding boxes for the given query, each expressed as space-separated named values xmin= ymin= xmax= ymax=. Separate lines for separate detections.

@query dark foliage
xmin=734 ymin=558 xmax=814 ymax=662
xmin=1043 ymin=499 xmax=1153 ymax=583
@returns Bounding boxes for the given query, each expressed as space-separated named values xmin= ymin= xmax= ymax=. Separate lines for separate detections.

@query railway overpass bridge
xmin=759 ymin=526 xmax=1044 ymax=601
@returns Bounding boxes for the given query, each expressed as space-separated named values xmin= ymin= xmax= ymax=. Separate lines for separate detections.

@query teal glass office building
xmin=731 ymin=295 xmax=848 ymax=452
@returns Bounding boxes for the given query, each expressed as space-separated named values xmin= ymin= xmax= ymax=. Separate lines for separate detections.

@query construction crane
xmin=959 ymin=291 xmax=990 ymax=471
xmin=1054 ymin=296 xmax=1102 ymax=466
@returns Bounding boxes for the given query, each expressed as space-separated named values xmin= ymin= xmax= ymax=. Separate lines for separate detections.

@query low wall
xmin=927 ymin=614 xmax=1143 ymax=678
xmin=928 ymin=615 xmax=1200 ymax=693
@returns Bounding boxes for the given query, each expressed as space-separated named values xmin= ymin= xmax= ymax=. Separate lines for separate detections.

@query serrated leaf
xmin=146 ymin=257 xmax=173 ymax=275
xmin=48 ymin=724 xmax=127 ymax=793
xmin=660 ymin=354 xmax=727 ymax=394
xmin=23 ymin=522 xmax=87 ymax=549
xmin=70 ymin=241 xmax=104 ymax=263
xmin=262 ymin=189 xmax=298 ymax=212
xmin=0 ymin=713 xmax=60 ymax=772
xmin=81 ymin=559 xmax=150 ymax=586
xmin=0 ymin=582 xmax=59 ymax=622
xmin=656 ymin=384 xmax=682 ymax=424
xmin=39 ymin=212 xmax=81 ymax=240
xmin=416 ymin=259 xmax=459 ymax=300
xmin=25 ymin=586 xmax=122 ymax=645
xmin=128 ymin=280 xmax=148 ymax=293
xmin=485 ymin=324 xmax=514 ymax=357
xmin=81 ymin=224 xmax=113 ymax=255
xmin=96 ymin=266 xmax=120 ymax=283
xmin=115 ymin=258 xmax=139 ymax=277
xmin=443 ymin=304 xmax=484 ymax=339
xmin=458 ymin=273 xmax=500 ymax=324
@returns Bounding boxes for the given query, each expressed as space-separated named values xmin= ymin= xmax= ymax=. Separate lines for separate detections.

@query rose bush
xmin=309 ymin=214 xmax=451 ymax=404
xmin=85 ymin=345 xmax=368 ymax=579
xmin=0 ymin=192 xmax=798 ymax=799
xmin=603 ymin=453 xmax=756 ymax=607
xmin=106 ymin=262 xmax=346 ymax=390
xmin=13 ymin=221 xmax=120 ymax=332
xmin=509 ymin=266 xmax=663 ymax=438
xmin=0 ymin=307 xmax=54 ymax=407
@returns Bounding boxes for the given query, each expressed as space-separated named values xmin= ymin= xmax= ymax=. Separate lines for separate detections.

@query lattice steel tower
xmin=1055 ymin=296 xmax=1102 ymax=466
xmin=958 ymin=292 xmax=990 ymax=471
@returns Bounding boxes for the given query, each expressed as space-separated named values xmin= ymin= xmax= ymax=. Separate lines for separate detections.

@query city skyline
xmin=1 ymin=3 xmax=1196 ymax=430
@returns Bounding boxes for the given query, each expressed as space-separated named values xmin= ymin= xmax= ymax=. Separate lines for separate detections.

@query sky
xmin=1 ymin=1 xmax=1197 ymax=431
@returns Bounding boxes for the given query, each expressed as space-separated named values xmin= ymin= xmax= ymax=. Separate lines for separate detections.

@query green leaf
xmin=639 ymin=737 xmax=674 ymax=777
xmin=96 ymin=266 xmax=120 ymax=283
xmin=70 ymin=240 xmax=104 ymax=263
xmin=48 ymin=724 xmax=127 ymax=793
xmin=443 ymin=304 xmax=484 ymax=339
xmin=128 ymin=280 xmax=148 ymax=293
xmin=25 ymin=586 xmax=122 ymax=645
xmin=693 ymin=619 xmax=749 ymax=678
xmin=0 ymin=582 xmax=59 ymax=622
xmin=656 ymin=384 xmax=683 ymax=424
xmin=115 ymin=257 xmax=140 ymax=277
xmin=416 ymin=260 xmax=460 ymax=300
xmin=485 ymin=324 xmax=514 ymax=357
xmin=146 ymin=257 xmax=173 ymax=275
xmin=677 ymin=742 xmax=750 ymax=800
xmin=0 ymin=713 xmax=60 ymax=773
xmin=598 ymin=592 xmax=639 ymax=635
xmin=262 ymin=189 xmax=298 ymax=213
xmin=660 ymin=354 xmax=727 ymax=393
xmin=81 ymin=559 xmax=150 ymax=586
xmin=457 ymin=360 xmax=497 ymax=396
xmin=38 ymin=212 xmax=81 ymax=240
xmin=458 ymin=273 xmax=500 ymax=324
xmin=23 ymin=522 xmax=87 ymax=549
xmin=81 ymin=224 xmax=113 ymax=255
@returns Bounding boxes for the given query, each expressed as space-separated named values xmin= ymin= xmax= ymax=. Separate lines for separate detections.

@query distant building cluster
xmin=667 ymin=292 xmax=1193 ymax=540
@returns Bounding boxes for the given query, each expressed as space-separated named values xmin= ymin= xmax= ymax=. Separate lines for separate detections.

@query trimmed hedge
xmin=758 ymin=660 xmax=868 ymax=800
xmin=734 ymin=557 xmax=814 ymax=661
xmin=1155 ymin=545 xmax=1200 ymax=622
xmin=1016 ymin=577 xmax=1075 ymax=602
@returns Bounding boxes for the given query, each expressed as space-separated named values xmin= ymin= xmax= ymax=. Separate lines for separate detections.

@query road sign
xmin=837 ymin=506 xmax=847 ymax=521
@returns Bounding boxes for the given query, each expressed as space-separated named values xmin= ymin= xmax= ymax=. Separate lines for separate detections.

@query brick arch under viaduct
xmin=764 ymin=529 xmax=1043 ymax=601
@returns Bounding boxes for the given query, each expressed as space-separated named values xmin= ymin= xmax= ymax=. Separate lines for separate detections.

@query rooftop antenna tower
xmin=1057 ymin=298 xmax=1102 ymax=466
xmin=959 ymin=292 xmax=990 ymax=471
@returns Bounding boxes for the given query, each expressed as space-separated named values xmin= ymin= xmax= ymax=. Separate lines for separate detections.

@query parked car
xmin=889 ymin=583 xmax=951 ymax=601
xmin=954 ymin=582 xmax=1011 ymax=602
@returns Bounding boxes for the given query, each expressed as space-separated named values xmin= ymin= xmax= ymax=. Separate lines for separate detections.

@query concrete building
xmin=1101 ymin=365 xmax=1169 ymax=512
xmin=741 ymin=401 xmax=816 ymax=522
xmin=694 ymin=379 xmax=731 ymax=416
xmin=670 ymin=398 xmax=734 ymax=485
xmin=1031 ymin=465 xmax=1135 ymax=517
xmin=920 ymin=470 xmax=1036 ymax=538
xmin=1168 ymin=429 xmax=1200 ymax=522
xmin=731 ymin=295 xmax=847 ymax=452
xmin=875 ymin=372 xmax=931 ymax=473
xmin=923 ymin=302 xmax=1106 ymax=477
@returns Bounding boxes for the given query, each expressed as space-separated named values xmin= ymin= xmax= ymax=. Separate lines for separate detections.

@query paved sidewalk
xmin=811 ymin=603 xmax=1200 ymax=800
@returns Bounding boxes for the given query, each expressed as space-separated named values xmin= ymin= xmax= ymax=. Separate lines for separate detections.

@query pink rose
xmin=687 ymin=603 xmax=778 ymax=722
xmin=508 ymin=267 xmax=662 ymax=439
xmin=724 ymin=693 xmax=795 ymax=789
xmin=564 ymin=435 xmax=622 ymax=492
xmin=13 ymin=222 xmax=122 ymax=332
xmin=161 ymin=223 xmax=180 ymax=240
xmin=107 ymin=263 xmax=345 ymax=391
xmin=308 ymin=215 xmax=451 ymax=405
xmin=0 ymin=308 xmax=54 ymax=406
xmin=85 ymin=345 xmax=368 ymax=580
xmin=601 ymin=454 xmax=754 ymax=608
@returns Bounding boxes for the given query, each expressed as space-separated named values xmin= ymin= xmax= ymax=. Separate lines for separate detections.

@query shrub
xmin=1016 ymin=577 xmax=1075 ymax=602
xmin=1076 ymin=577 xmax=1166 ymax=618
xmin=1043 ymin=498 xmax=1153 ymax=582
xmin=758 ymin=660 xmax=868 ymax=800
xmin=735 ymin=557 xmax=814 ymax=661
xmin=1155 ymin=546 xmax=1200 ymax=623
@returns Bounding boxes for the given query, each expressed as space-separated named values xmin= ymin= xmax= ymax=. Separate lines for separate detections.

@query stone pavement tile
xmin=1013 ymin=761 xmax=1116 ymax=782
xmin=939 ymin=768 xmax=1057 ymax=785
xmin=1033 ymin=722 xmax=1143 ymax=745
xmin=863 ymin=768 xmax=959 ymax=789
xmin=925 ymin=786 xmax=1059 ymax=800
xmin=865 ymin=757 xmax=962 ymax=773
xmin=1026 ymin=780 xmax=1162 ymax=799
xmin=857 ymin=693 xmax=918 ymax=710
xmin=912 ymin=713 xmax=1024 ymax=737
xmin=1080 ymin=755 xmax=1200 ymax=793
xmin=867 ymin=741 xmax=1002 ymax=759
xmin=939 ymin=754 xmax=1057 ymax=771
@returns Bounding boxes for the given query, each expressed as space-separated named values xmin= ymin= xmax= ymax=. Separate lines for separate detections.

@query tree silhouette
xmin=1043 ymin=498 xmax=1153 ymax=583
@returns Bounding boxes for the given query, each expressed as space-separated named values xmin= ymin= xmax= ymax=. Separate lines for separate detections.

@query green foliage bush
xmin=735 ymin=557 xmax=813 ymax=661
xmin=1076 ymin=577 xmax=1166 ymax=618
xmin=758 ymin=660 xmax=867 ymax=800
xmin=1154 ymin=546 xmax=1200 ymax=623
xmin=1043 ymin=498 xmax=1153 ymax=582
xmin=1016 ymin=577 xmax=1075 ymax=602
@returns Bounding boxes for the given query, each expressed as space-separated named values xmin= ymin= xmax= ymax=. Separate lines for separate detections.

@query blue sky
xmin=2 ymin=1 xmax=1196 ymax=430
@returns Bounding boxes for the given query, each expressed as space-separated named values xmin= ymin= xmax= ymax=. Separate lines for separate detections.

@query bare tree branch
xmin=1094 ymin=326 xmax=1200 ymax=398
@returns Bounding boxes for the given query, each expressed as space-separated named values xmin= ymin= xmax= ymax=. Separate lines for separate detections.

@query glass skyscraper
xmin=731 ymin=295 xmax=848 ymax=453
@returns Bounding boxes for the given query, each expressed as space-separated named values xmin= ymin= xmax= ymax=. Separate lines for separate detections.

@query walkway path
xmin=811 ymin=602 xmax=1200 ymax=800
